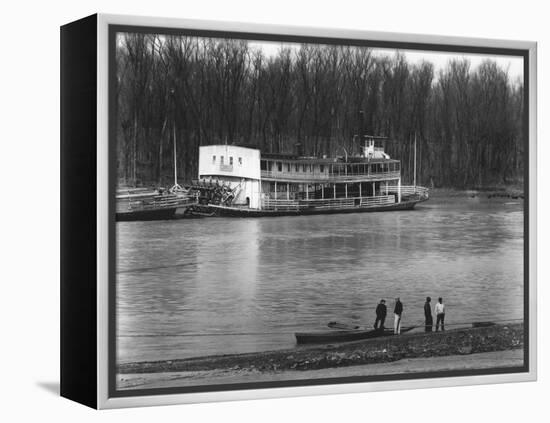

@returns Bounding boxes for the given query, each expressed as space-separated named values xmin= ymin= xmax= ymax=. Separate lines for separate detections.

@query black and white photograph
xmin=111 ymin=26 xmax=528 ymax=395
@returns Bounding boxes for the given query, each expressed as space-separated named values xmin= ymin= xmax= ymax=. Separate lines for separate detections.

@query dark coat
xmin=394 ymin=301 xmax=403 ymax=316
xmin=424 ymin=302 xmax=432 ymax=318
xmin=376 ymin=303 xmax=387 ymax=318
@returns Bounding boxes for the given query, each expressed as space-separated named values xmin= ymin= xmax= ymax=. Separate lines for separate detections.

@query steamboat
xmin=191 ymin=134 xmax=429 ymax=217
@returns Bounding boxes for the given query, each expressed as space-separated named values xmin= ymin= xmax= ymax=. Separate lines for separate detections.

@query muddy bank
xmin=118 ymin=323 xmax=523 ymax=375
xmin=118 ymin=349 xmax=523 ymax=390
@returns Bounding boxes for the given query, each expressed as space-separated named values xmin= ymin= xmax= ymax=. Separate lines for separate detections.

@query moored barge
xmin=116 ymin=188 xmax=195 ymax=222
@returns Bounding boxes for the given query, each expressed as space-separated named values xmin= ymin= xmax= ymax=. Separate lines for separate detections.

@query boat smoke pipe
xmin=295 ymin=141 xmax=303 ymax=157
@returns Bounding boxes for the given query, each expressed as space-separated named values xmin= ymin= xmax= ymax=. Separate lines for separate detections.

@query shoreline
xmin=428 ymin=187 xmax=524 ymax=199
xmin=118 ymin=349 xmax=523 ymax=390
xmin=118 ymin=323 xmax=523 ymax=390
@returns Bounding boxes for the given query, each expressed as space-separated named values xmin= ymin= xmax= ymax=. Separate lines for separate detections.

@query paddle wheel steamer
xmin=191 ymin=134 xmax=429 ymax=217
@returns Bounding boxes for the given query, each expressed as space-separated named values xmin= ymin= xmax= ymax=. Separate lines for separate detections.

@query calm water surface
xmin=116 ymin=195 xmax=524 ymax=364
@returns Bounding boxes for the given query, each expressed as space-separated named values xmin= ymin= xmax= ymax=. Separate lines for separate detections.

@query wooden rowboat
xmin=295 ymin=326 xmax=414 ymax=345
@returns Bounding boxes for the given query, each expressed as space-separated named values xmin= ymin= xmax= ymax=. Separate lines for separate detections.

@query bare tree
xmin=115 ymin=34 xmax=524 ymax=189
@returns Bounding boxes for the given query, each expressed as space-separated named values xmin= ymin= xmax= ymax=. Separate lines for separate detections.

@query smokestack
xmin=295 ymin=141 xmax=303 ymax=157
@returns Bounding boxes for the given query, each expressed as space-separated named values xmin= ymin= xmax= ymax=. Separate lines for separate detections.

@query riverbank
xmin=118 ymin=349 xmax=523 ymax=390
xmin=118 ymin=323 xmax=524 ymax=390
xmin=429 ymin=186 xmax=524 ymax=199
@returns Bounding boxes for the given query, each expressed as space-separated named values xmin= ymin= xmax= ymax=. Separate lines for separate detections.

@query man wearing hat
xmin=374 ymin=299 xmax=387 ymax=331
xmin=394 ymin=297 xmax=403 ymax=334
xmin=424 ymin=297 xmax=433 ymax=332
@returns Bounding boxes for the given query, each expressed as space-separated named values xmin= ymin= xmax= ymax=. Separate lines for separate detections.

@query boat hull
xmin=197 ymin=199 xmax=423 ymax=218
xmin=116 ymin=207 xmax=178 ymax=222
xmin=295 ymin=327 xmax=413 ymax=344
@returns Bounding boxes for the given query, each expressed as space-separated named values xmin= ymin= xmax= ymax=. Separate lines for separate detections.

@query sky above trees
xmin=248 ymin=41 xmax=524 ymax=81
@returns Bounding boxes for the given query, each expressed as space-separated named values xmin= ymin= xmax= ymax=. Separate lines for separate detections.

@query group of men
xmin=373 ymin=297 xmax=446 ymax=334
xmin=424 ymin=296 xmax=446 ymax=332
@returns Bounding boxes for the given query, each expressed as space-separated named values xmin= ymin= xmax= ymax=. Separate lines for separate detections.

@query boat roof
xmin=260 ymin=153 xmax=399 ymax=164
xmin=202 ymin=145 xmax=399 ymax=164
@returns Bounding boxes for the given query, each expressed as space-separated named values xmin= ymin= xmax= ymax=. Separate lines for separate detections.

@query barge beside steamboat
xmin=192 ymin=135 xmax=429 ymax=217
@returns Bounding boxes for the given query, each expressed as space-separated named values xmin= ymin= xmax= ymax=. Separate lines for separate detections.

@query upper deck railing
xmin=261 ymin=170 xmax=401 ymax=182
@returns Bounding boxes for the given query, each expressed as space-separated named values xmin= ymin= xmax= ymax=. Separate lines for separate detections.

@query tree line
xmin=115 ymin=33 xmax=524 ymax=189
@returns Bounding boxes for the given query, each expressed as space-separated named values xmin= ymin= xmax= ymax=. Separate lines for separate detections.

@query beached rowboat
xmin=295 ymin=327 xmax=414 ymax=344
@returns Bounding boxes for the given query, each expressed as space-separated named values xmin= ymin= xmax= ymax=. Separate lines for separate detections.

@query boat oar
xmin=328 ymin=321 xmax=361 ymax=330
xmin=328 ymin=321 xmax=418 ymax=333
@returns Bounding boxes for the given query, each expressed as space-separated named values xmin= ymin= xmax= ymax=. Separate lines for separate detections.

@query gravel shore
xmin=118 ymin=349 xmax=523 ymax=390
xmin=118 ymin=323 xmax=524 ymax=390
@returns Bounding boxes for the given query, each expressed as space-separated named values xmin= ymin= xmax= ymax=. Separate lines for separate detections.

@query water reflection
xmin=116 ymin=196 xmax=523 ymax=363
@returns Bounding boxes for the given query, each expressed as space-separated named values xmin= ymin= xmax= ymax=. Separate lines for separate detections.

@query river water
xmin=116 ymin=194 xmax=524 ymax=364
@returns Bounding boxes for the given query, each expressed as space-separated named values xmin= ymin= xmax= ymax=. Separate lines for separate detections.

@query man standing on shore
xmin=374 ymin=299 xmax=387 ymax=331
xmin=394 ymin=297 xmax=403 ymax=335
xmin=424 ymin=297 xmax=433 ymax=332
xmin=435 ymin=297 xmax=445 ymax=331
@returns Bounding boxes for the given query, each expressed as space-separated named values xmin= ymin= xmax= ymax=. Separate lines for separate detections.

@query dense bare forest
xmin=115 ymin=33 xmax=524 ymax=189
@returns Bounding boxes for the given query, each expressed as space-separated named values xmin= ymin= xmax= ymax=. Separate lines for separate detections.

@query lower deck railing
xmin=261 ymin=195 xmax=396 ymax=211
xmin=260 ymin=186 xmax=429 ymax=211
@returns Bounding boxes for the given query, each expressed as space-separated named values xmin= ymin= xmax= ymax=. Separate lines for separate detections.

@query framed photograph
xmin=60 ymin=13 xmax=537 ymax=409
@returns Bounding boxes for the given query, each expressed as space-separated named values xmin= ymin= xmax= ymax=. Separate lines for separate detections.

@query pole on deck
xmin=398 ymin=178 xmax=402 ymax=203
xmin=169 ymin=88 xmax=183 ymax=193
xmin=173 ymin=125 xmax=177 ymax=187
xmin=414 ymin=132 xmax=417 ymax=188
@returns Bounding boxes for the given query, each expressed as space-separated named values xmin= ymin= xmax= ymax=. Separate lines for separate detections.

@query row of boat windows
xmin=210 ymin=155 xmax=399 ymax=173
xmin=212 ymin=155 xmax=243 ymax=166
xmin=260 ymin=160 xmax=400 ymax=174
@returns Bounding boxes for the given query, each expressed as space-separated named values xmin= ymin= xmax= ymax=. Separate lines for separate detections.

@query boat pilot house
xmin=196 ymin=137 xmax=428 ymax=217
